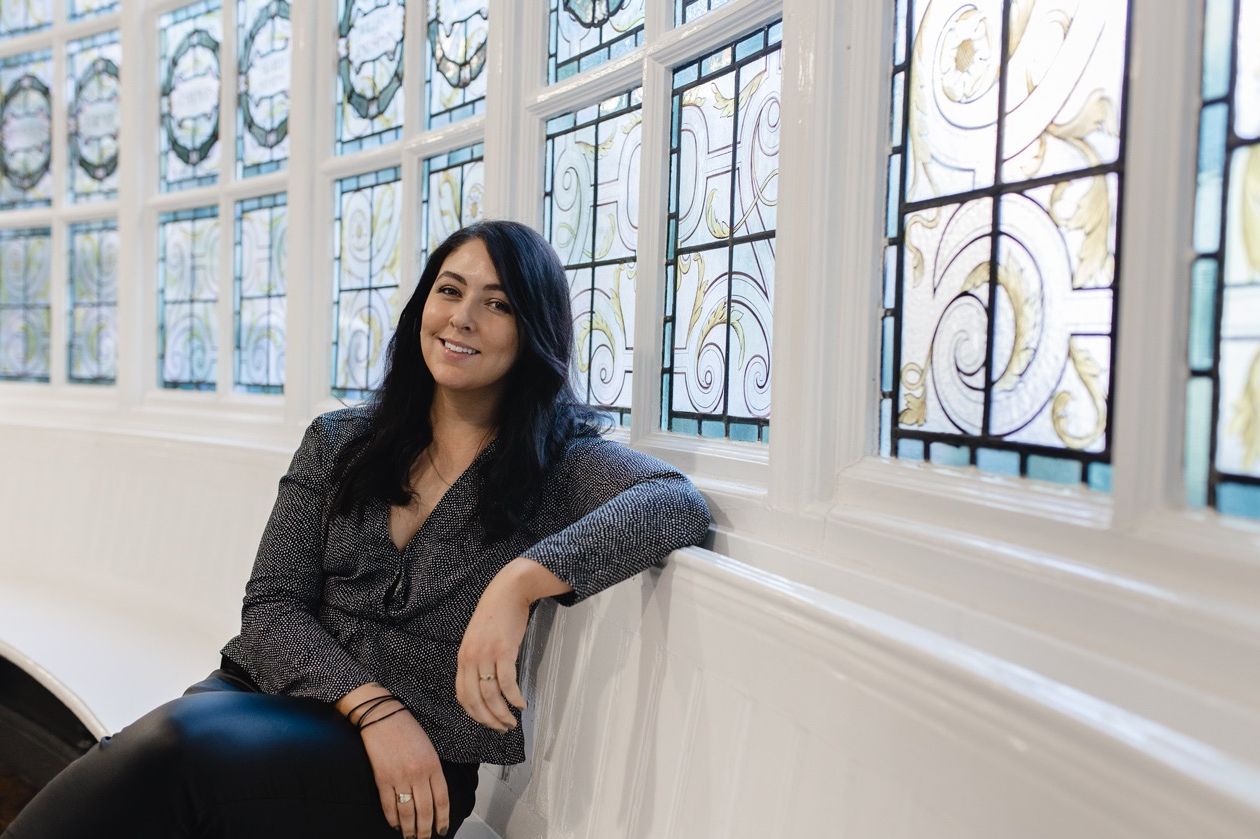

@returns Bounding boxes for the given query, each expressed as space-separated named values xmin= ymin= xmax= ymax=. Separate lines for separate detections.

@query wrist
xmin=335 ymin=682 xmax=391 ymax=718
xmin=492 ymin=556 xmax=573 ymax=605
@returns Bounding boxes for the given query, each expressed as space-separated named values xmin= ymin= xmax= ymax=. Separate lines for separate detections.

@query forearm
xmin=490 ymin=556 xmax=574 ymax=604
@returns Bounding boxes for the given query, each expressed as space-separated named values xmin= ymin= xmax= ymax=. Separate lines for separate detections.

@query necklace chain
xmin=423 ymin=427 xmax=494 ymax=489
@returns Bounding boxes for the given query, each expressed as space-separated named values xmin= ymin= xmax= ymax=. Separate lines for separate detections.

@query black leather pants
xmin=3 ymin=659 xmax=480 ymax=838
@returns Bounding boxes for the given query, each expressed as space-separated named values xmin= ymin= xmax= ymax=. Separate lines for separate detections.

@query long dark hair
xmin=329 ymin=220 xmax=606 ymax=541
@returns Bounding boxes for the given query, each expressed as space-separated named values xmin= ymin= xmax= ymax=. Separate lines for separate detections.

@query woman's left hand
xmin=456 ymin=576 xmax=531 ymax=732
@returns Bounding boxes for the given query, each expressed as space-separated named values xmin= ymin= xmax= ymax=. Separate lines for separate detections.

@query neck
xmin=429 ymin=385 xmax=501 ymax=446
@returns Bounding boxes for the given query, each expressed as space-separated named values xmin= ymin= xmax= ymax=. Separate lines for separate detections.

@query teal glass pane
xmin=1086 ymin=462 xmax=1112 ymax=493
xmin=897 ymin=438 xmax=924 ymax=461
xmin=930 ymin=442 xmax=970 ymax=467
xmin=337 ymin=0 xmax=406 ymax=154
xmin=729 ymin=420 xmax=760 ymax=443
xmin=159 ymin=1 xmax=222 ymax=192
xmin=700 ymin=419 xmax=724 ymax=437
xmin=1202 ymin=0 xmax=1235 ymax=99
xmin=1027 ymin=455 xmax=1082 ymax=485
xmin=976 ymin=447 xmax=1020 ymax=476
xmin=425 ymin=0 xmax=488 ymax=128
xmin=1193 ymin=103 xmax=1228 ymax=254
xmin=672 ymin=417 xmax=698 ymax=436
xmin=549 ymin=0 xmax=644 ymax=84
xmin=1184 ymin=376 xmax=1213 ymax=508
xmin=0 ymin=228 xmax=51 ymax=382
xmin=885 ymin=153 xmax=901 ymax=236
xmin=1217 ymin=482 xmax=1260 ymax=519
xmin=1189 ymin=259 xmax=1218 ymax=372
xmin=237 ymin=0 xmax=291 ymax=178
xmin=881 ymin=316 xmax=894 ymax=391
xmin=234 ymin=192 xmax=286 ymax=393
xmin=158 ymin=207 xmax=219 ymax=390
xmin=67 ymin=220 xmax=118 ymax=384
xmin=67 ymin=30 xmax=121 ymax=203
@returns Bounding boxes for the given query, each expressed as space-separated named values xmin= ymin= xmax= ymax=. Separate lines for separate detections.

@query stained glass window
xmin=0 ymin=2 xmax=51 ymax=36
xmin=1186 ymin=0 xmax=1260 ymax=519
xmin=545 ymin=89 xmax=641 ymax=422
xmin=0 ymin=228 xmax=50 ymax=383
xmin=333 ymin=167 xmax=402 ymax=399
xmin=159 ymin=1 xmax=222 ymax=192
xmin=548 ymin=0 xmax=645 ymax=84
xmin=676 ymin=0 xmax=731 ymax=27
xmin=237 ymin=0 xmax=290 ymax=177
xmin=663 ymin=23 xmax=781 ymax=443
xmin=421 ymin=143 xmax=483 ymax=266
xmin=0 ymin=50 xmax=53 ymax=210
xmin=67 ymin=30 xmax=121 ymax=203
xmin=68 ymin=220 xmax=118 ymax=384
xmin=69 ymin=0 xmax=118 ymax=20
xmin=337 ymin=0 xmax=406 ymax=154
xmin=158 ymin=207 xmax=219 ymax=390
xmin=425 ymin=0 xmax=487 ymax=128
xmin=879 ymin=0 xmax=1129 ymax=489
xmin=235 ymin=193 xmax=286 ymax=393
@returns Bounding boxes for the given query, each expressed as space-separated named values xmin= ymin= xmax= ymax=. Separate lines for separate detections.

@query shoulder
xmin=552 ymin=432 xmax=683 ymax=481
xmin=310 ymin=405 xmax=373 ymax=443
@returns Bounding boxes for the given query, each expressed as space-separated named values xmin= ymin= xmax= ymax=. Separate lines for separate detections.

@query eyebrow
xmin=439 ymin=270 xmax=504 ymax=293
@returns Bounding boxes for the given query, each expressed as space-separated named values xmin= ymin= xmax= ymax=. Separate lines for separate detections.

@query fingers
xmin=378 ymin=785 xmax=400 ymax=832
xmin=431 ymin=771 xmax=451 ymax=837
xmin=396 ymin=786 xmax=418 ymax=839
xmin=477 ymin=666 xmax=518 ymax=729
xmin=496 ymin=656 xmax=527 ymax=710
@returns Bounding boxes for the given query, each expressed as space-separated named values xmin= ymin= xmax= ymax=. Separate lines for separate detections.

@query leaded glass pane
xmin=545 ymin=89 xmax=641 ymax=420
xmin=420 ymin=143 xmax=483 ymax=266
xmin=69 ymin=0 xmax=118 ymax=20
xmin=664 ymin=24 xmax=780 ymax=442
xmin=676 ymin=0 xmax=731 ymax=27
xmin=425 ymin=0 xmax=487 ymax=128
xmin=0 ymin=228 xmax=50 ymax=382
xmin=160 ymin=1 xmax=222 ymax=192
xmin=68 ymin=220 xmax=118 ymax=384
xmin=235 ymin=193 xmax=286 ymax=392
xmin=1186 ymin=0 xmax=1260 ymax=518
xmin=67 ymin=30 xmax=121 ymax=203
xmin=0 ymin=1 xmax=51 ymax=36
xmin=881 ymin=0 xmax=1129 ymax=484
xmin=548 ymin=0 xmax=645 ymax=84
xmin=0 ymin=50 xmax=53 ymax=210
xmin=337 ymin=0 xmax=406 ymax=154
xmin=237 ymin=0 xmax=291 ymax=178
xmin=333 ymin=167 xmax=402 ymax=399
xmin=158 ymin=207 xmax=219 ymax=390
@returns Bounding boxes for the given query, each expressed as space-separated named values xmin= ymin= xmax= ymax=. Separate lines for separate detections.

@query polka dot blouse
xmin=220 ymin=407 xmax=712 ymax=765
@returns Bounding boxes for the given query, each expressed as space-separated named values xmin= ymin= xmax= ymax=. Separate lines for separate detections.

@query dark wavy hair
xmin=329 ymin=220 xmax=607 ymax=541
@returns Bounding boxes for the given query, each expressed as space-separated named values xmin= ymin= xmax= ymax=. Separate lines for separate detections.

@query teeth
xmin=443 ymin=340 xmax=477 ymax=355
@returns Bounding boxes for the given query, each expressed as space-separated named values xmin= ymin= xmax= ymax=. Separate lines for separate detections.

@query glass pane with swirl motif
xmin=420 ymin=143 xmax=483 ymax=266
xmin=160 ymin=1 xmax=222 ymax=192
xmin=882 ymin=0 xmax=1128 ymax=484
xmin=237 ymin=0 xmax=290 ymax=177
xmin=545 ymin=89 xmax=641 ymax=419
xmin=337 ymin=0 xmax=406 ymax=154
xmin=664 ymin=24 xmax=779 ymax=442
xmin=0 ymin=50 xmax=52 ymax=209
xmin=333 ymin=167 xmax=402 ymax=399
xmin=69 ymin=0 xmax=118 ymax=19
xmin=425 ymin=0 xmax=487 ymax=128
xmin=0 ymin=1 xmax=50 ymax=35
xmin=675 ymin=0 xmax=731 ymax=27
xmin=68 ymin=220 xmax=118 ymax=384
xmin=235 ymin=193 xmax=287 ymax=393
xmin=158 ymin=207 xmax=219 ymax=390
xmin=0 ymin=228 xmax=51 ymax=382
xmin=548 ymin=0 xmax=645 ymax=84
xmin=67 ymin=31 xmax=120 ymax=202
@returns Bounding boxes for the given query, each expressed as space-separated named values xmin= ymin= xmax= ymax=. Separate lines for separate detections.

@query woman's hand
xmin=358 ymin=703 xmax=451 ymax=839
xmin=456 ymin=577 xmax=531 ymax=732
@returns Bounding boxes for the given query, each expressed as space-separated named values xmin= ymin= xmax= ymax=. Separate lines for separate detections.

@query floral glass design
xmin=676 ymin=0 xmax=731 ymax=27
xmin=0 ymin=50 xmax=53 ymax=209
xmin=67 ymin=30 xmax=120 ymax=202
xmin=425 ymin=0 xmax=487 ymax=128
xmin=420 ymin=143 xmax=483 ymax=266
xmin=333 ymin=167 xmax=402 ymax=399
xmin=337 ymin=0 xmax=406 ymax=154
xmin=159 ymin=0 xmax=222 ymax=192
xmin=0 ymin=1 xmax=51 ymax=36
xmin=545 ymin=89 xmax=642 ymax=421
xmin=69 ymin=0 xmax=119 ymax=20
xmin=235 ymin=193 xmax=287 ymax=393
xmin=1186 ymin=0 xmax=1260 ymax=519
xmin=237 ymin=0 xmax=290 ymax=177
xmin=879 ymin=0 xmax=1129 ymax=489
xmin=663 ymin=23 xmax=781 ymax=443
xmin=68 ymin=220 xmax=118 ymax=384
xmin=0 ymin=228 xmax=51 ymax=383
xmin=158 ymin=207 xmax=219 ymax=390
xmin=548 ymin=0 xmax=644 ymax=84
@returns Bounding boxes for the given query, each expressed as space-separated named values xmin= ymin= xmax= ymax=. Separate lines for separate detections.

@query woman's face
xmin=419 ymin=238 xmax=520 ymax=400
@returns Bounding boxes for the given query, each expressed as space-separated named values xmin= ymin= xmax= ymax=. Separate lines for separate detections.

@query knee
xmin=112 ymin=695 xmax=224 ymax=772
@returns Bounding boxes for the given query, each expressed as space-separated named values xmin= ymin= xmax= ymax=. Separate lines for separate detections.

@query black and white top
xmin=220 ymin=406 xmax=712 ymax=765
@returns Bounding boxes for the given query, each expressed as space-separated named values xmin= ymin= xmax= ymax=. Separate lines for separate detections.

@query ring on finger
xmin=398 ymin=791 xmax=413 ymax=804
xmin=479 ymin=672 xmax=497 ymax=681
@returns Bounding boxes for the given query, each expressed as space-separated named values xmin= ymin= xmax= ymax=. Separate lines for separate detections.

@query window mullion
xmin=115 ymin=5 xmax=148 ymax=405
xmin=483 ymin=0 xmax=545 ymax=224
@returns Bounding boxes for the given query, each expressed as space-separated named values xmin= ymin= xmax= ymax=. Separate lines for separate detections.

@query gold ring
xmin=397 ymin=792 xmax=413 ymax=804
xmin=479 ymin=673 xmax=497 ymax=681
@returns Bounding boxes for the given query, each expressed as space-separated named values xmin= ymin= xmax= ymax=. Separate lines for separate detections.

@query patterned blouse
xmin=220 ymin=406 xmax=712 ymax=765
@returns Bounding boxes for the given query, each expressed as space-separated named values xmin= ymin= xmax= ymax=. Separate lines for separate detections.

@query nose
xmin=449 ymin=298 xmax=475 ymax=331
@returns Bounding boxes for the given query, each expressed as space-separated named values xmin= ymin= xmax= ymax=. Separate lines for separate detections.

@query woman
xmin=5 ymin=221 xmax=711 ymax=839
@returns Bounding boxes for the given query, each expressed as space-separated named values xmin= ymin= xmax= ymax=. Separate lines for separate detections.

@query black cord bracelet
xmin=348 ymin=694 xmax=400 ymax=727
xmin=358 ymin=705 xmax=408 ymax=731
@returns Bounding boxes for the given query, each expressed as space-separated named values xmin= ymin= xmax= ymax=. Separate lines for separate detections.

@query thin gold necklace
xmin=425 ymin=427 xmax=494 ymax=488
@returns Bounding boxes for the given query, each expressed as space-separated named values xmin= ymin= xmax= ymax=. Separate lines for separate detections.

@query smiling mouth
xmin=441 ymin=338 xmax=479 ymax=355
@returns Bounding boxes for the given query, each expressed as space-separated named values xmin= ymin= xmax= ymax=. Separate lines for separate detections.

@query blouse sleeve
xmin=520 ymin=437 xmax=712 ymax=607
xmin=229 ymin=416 xmax=377 ymax=702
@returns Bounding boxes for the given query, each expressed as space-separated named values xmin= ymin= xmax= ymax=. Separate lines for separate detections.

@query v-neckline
xmin=385 ymin=438 xmax=496 ymax=555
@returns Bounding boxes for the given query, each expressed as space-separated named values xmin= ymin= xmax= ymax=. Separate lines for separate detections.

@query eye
xmin=488 ymin=299 xmax=513 ymax=314
xmin=436 ymin=284 xmax=459 ymax=296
